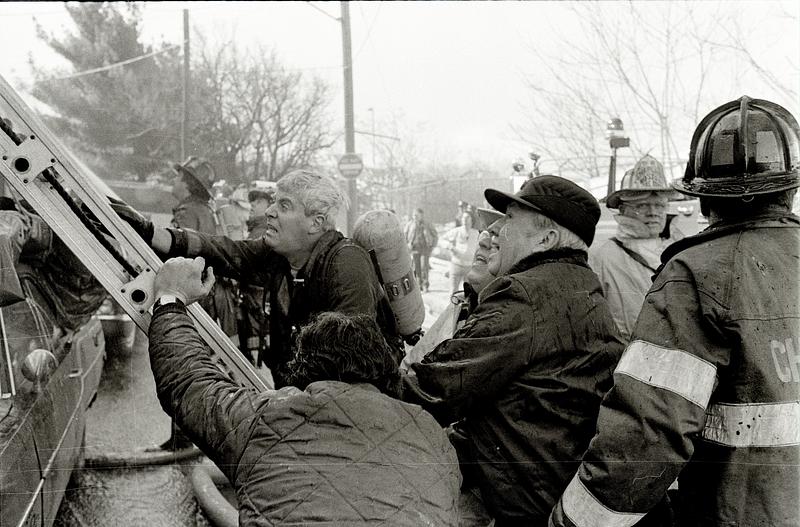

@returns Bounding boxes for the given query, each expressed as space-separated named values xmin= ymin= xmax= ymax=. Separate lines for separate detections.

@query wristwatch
xmin=153 ymin=294 xmax=184 ymax=310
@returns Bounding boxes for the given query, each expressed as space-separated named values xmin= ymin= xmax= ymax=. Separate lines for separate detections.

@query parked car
xmin=0 ymin=208 xmax=106 ymax=527
xmin=96 ymin=297 xmax=136 ymax=350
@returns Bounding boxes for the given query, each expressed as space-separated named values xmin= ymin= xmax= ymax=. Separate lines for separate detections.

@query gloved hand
xmin=108 ymin=196 xmax=155 ymax=243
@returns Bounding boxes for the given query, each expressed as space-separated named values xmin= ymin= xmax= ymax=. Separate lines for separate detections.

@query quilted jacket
xmin=149 ymin=302 xmax=461 ymax=526
xmin=403 ymin=249 xmax=624 ymax=525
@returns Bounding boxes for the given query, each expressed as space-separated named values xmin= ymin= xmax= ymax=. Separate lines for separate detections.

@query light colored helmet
xmin=606 ymin=155 xmax=677 ymax=209
xmin=247 ymin=180 xmax=277 ymax=203
xmin=675 ymin=96 xmax=800 ymax=198
xmin=231 ymin=187 xmax=251 ymax=208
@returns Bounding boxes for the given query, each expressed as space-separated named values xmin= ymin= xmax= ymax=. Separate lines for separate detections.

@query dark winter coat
xmin=171 ymin=196 xmax=238 ymax=336
xmin=403 ymin=249 xmax=624 ymax=525
xmin=171 ymin=196 xmax=217 ymax=233
xmin=166 ymin=228 xmax=401 ymax=386
xmin=551 ymin=212 xmax=800 ymax=527
xmin=238 ymin=216 xmax=271 ymax=355
xmin=148 ymin=302 xmax=462 ymax=526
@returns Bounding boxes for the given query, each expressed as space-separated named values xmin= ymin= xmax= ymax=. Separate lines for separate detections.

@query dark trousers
xmin=411 ymin=251 xmax=430 ymax=287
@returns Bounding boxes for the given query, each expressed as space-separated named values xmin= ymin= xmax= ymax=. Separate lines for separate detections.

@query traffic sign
xmin=338 ymin=153 xmax=363 ymax=179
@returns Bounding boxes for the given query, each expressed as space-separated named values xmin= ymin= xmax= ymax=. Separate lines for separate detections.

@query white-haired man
xmin=402 ymin=176 xmax=624 ymax=525
xmin=113 ymin=169 xmax=400 ymax=387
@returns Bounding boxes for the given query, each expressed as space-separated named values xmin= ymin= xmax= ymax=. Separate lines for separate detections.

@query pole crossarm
xmin=354 ymin=130 xmax=400 ymax=141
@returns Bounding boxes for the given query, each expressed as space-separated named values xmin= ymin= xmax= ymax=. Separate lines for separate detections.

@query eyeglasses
xmin=624 ymin=202 xmax=667 ymax=213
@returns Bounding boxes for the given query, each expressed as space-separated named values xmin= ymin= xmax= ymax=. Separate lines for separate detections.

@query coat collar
xmin=507 ymin=248 xmax=589 ymax=275
xmin=660 ymin=211 xmax=800 ymax=267
xmin=301 ymin=230 xmax=345 ymax=277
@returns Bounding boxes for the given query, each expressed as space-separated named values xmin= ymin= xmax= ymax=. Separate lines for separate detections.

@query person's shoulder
xmin=323 ymin=237 xmax=376 ymax=281
xmin=478 ymin=273 xmax=531 ymax=304
xmin=590 ymin=238 xmax=622 ymax=258
xmin=330 ymin=236 xmax=371 ymax=262
xmin=588 ymin=238 xmax=627 ymax=269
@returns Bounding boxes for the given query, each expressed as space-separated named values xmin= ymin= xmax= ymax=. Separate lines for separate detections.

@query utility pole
xmin=368 ymin=107 xmax=376 ymax=167
xmin=181 ymin=9 xmax=190 ymax=160
xmin=340 ymin=1 xmax=357 ymax=234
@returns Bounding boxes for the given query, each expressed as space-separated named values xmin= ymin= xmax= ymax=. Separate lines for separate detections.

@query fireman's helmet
xmin=248 ymin=180 xmax=277 ymax=203
xmin=606 ymin=154 xmax=678 ymax=209
xmin=173 ymin=156 xmax=216 ymax=200
xmin=675 ymin=96 xmax=800 ymax=198
xmin=230 ymin=187 xmax=251 ymax=209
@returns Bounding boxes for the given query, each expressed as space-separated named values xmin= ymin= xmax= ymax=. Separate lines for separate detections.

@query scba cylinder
xmin=353 ymin=210 xmax=425 ymax=337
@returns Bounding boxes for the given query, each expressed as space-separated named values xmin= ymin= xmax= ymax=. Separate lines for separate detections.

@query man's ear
xmin=538 ymin=228 xmax=559 ymax=251
xmin=308 ymin=213 xmax=326 ymax=234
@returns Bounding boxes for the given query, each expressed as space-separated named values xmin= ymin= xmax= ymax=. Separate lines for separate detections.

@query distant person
xmin=238 ymin=182 xmax=277 ymax=366
xmin=217 ymin=186 xmax=250 ymax=241
xmin=443 ymin=212 xmax=478 ymax=294
xmin=146 ymin=258 xmax=462 ymax=527
xmin=589 ymin=155 xmax=683 ymax=341
xmin=404 ymin=208 xmax=438 ymax=292
xmin=245 ymin=181 xmax=276 ymax=240
xmin=454 ymin=200 xmax=468 ymax=227
xmin=170 ymin=156 xmax=218 ymax=233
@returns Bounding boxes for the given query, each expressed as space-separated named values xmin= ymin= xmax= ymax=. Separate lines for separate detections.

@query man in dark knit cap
xmin=402 ymin=175 xmax=624 ymax=526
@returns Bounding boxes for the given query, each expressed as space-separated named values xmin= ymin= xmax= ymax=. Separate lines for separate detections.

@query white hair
xmin=528 ymin=212 xmax=589 ymax=252
xmin=277 ymin=169 xmax=349 ymax=231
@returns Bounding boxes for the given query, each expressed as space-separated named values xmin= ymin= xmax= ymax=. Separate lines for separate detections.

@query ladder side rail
xmin=0 ymin=77 xmax=268 ymax=391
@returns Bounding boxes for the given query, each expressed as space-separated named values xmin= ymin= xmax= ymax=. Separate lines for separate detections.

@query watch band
xmin=154 ymin=294 xmax=184 ymax=310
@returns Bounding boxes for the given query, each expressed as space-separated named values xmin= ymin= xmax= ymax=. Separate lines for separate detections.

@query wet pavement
xmin=54 ymin=330 xmax=210 ymax=527
xmin=55 ymin=464 xmax=210 ymax=527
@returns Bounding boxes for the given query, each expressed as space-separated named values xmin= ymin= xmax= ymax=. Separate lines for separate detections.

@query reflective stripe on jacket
xmin=551 ymin=212 xmax=800 ymax=527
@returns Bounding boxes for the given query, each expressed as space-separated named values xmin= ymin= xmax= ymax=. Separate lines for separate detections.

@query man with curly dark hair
xmin=286 ymin=312 xmax=401 ymax=397
xmin=147 ymin=259 xmax=461 ymax=526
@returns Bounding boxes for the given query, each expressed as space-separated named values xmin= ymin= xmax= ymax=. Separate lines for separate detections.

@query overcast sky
xmin=2 ymin=1 xmax=798 ymax=185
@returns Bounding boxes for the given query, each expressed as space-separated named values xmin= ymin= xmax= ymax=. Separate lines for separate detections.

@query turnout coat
xmin=165 ymin=228 xmax=400 ymax=386
xmin=403 ymin=249 xmax=624 ymax=525
xmin=551 ymin=212 xmax=800 ymax=527
xmin=148 ymin=302 xmax=461 ymax=526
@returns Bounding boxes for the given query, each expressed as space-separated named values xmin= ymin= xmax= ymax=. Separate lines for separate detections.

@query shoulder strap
xmin=609 ymin=237 xmax=657 ymax=273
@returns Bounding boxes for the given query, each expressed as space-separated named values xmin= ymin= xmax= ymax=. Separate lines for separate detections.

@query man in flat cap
xmin=402 ymin=176 xmax=624 ymax=526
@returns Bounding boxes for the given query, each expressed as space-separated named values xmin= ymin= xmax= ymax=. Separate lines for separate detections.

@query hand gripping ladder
xmin=0 ymin=74 xmax=269 ymax=391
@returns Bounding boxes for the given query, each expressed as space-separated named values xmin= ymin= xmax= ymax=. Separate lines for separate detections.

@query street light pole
xmin=607 ymin=149 xmax=618 ymax=197
xmin=368 ymin=107 xmax=376 ymax=167
xmin=340 ymin=1 xmax=357 ymax=234
xmin=181 ymin=9 xmax=190 ymax=159
xmin=605 ymin=118 xmax=630 ymax=196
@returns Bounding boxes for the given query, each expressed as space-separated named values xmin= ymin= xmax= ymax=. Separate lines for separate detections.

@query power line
xmin=354 ymin=3 xmax=381 ymax=60
xmin=304 ymin=2 xmax=340 ymax=23
xmin=35 ymin=42 xmax=185 ymax=83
